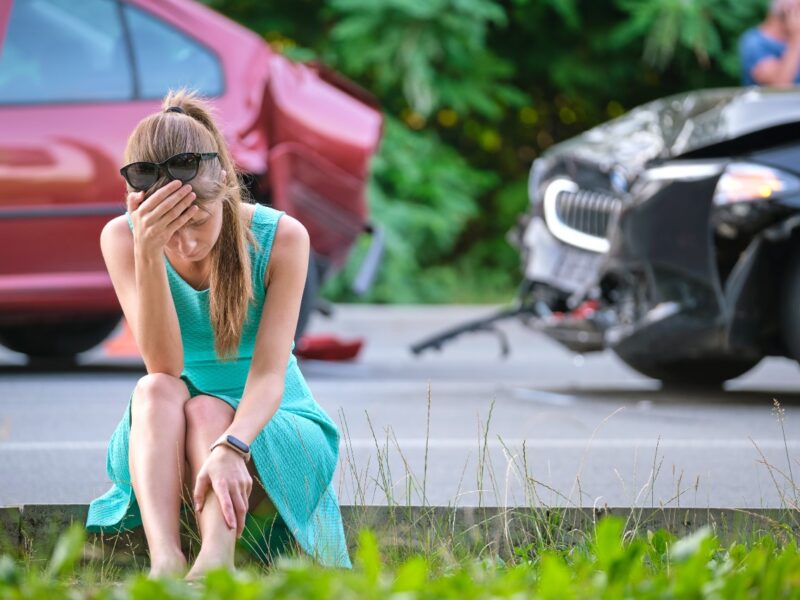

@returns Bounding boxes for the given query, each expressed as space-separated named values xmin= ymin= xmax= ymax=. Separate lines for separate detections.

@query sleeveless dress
xmin=84 ymin=203 xmax=352 ymax=569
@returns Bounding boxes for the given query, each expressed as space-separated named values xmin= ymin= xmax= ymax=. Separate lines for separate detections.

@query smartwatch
xmin=209 ymin=434 xmax=251 ymax=462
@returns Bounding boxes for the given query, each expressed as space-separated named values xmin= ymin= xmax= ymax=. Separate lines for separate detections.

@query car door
xmin=0 ymin=0 xmax=226 ymax=318
xmin=0 ymin=0 xmax=143 ymax=315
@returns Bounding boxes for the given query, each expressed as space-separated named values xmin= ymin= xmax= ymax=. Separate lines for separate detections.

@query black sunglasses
xmin=119 ymin=152 xmax=219 ymax=191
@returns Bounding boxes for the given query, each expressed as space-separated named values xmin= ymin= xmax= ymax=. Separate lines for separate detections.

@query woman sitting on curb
xmin=85 ymin=87 xmax=351 ymax=580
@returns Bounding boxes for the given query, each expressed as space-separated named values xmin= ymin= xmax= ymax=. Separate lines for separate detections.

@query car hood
xmin=542 ymin=87 xmax=800 ymax=174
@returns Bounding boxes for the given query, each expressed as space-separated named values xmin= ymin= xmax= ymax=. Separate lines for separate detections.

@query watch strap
xmin=209 ymin=434 xmax=251 ymax=462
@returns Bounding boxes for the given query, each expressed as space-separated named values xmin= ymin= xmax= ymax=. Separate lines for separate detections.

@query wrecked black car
xmin=413 ymin=87 xmax=800 ymax=385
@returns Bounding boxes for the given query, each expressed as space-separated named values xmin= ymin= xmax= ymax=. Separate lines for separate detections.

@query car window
xmin=0 ymin=0 xmax=133 ymax=104
xmin=123 ymin=3 xmax=224 ymax=99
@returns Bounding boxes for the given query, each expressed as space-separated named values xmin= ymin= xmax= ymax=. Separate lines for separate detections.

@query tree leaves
xmin=612 ymin=0 xmax=768 ymax=73
xmin=328 ymin=0 xmax=523 ymax=120
xmin=202 ymin=0 xmax=770 ymax=303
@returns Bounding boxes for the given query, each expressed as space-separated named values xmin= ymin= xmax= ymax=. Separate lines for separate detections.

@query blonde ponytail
xmin=124 ymin=87 xmax=259 ymax=361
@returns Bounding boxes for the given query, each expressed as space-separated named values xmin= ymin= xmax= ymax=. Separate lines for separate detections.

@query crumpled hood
xmin=542 ymin=87 xmax=800 ymax=174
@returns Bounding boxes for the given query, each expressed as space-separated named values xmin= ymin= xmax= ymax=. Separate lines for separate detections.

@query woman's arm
xmin=100 ymin=217 xmax=184 ymax=376
xmin=100 ymin=180 xmax=196 ymax=376
xmin=751 ymin=39 xmax=800 ymax=86
xmin=192 ymin=214 xmax=310 ymax=533
xmin=226 ymin=213 xmax=310 ymax=444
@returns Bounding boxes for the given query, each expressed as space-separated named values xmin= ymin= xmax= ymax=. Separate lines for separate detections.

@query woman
xmin=85 ymin=88 xmax=351 ymax=579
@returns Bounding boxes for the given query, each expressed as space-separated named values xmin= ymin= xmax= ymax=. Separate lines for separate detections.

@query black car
xmin=413 ymin=87 xmax=800 ymax=386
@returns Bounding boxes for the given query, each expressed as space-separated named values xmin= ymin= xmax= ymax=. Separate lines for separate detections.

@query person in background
xmin=740 ymin=0 xmax=800 ymax=86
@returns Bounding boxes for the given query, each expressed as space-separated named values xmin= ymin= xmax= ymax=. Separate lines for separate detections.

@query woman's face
xmin=165 ymin=196 xmax=224 ymax=263
xmin=164 ymin=169 xmax=227 ymax=264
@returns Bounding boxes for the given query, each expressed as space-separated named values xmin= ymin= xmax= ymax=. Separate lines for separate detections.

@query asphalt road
xmin=1 ymin=304 xmax=799 ymax=509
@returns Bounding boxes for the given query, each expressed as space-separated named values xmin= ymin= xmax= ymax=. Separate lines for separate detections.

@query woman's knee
xmin=184 ymin=394 xmax=234 ymax=428
xmin=131 ymin=373 xmax=190 ymax=419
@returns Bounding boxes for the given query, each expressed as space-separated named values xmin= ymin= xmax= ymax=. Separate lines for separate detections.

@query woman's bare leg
xmin=128 ymin=373 xmax=192 ymax=577
xmin=183 ymin=394 xmax=239 ymax=579
xmin=183 ymin=395 xmax=276 ymax=580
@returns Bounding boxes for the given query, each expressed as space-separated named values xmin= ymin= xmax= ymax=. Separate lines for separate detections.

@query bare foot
xmin=148 ymin=553 xmax=188 ymax=579
xmin=184 ymin=552 xmax=236 ymax=582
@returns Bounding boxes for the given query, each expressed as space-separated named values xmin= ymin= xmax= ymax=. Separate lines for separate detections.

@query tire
xmin=0 ymin=315 xmax=121 ymax=360
xmin=614 ymin=352 xmax=761 ymax=387
xmin=780 ymin=244 xmax=800 ymax=362
xmin=294 ymin=252 xmax=320 ymax=345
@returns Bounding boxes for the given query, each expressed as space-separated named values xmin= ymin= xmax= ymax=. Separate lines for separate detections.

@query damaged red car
xmin=0 ymin=0 xmax=383 ymax=360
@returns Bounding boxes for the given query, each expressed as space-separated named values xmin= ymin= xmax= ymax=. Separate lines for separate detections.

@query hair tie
xmin=165 ymin=106 xmax=185 ymax=114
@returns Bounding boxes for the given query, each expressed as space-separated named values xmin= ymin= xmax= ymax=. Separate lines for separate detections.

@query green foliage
xmin=322 ymin=116 xmax=500 ymax=303
xmin=0 ymin=555 xmax=20 ymax=587
xmin=611 ymin=0 xmax=769 ymax=74
xmin=2 ymin=516 xmax=800 ymax=597
xmin=327 ymin=0 xmax=527 ymax=120
xmin=46 ymin=523 xmax=86 ymax=578
xmin=202 ymin=0 xmax=775 ymax=304
xmin=355 ymin=529 xmax=382 ymax=584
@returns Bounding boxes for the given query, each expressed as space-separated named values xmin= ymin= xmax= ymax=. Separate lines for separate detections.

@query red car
xmin=0 ymin=0 xmax=383 ymax=360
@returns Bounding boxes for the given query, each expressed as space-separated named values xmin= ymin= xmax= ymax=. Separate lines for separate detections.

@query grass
xmin=0 ymin=391 xmax=798 ymax=597
xmin=2 ymin=513 xmax=800 ymax=598
xmin=337 ymin=390 xmax=799 ymax=562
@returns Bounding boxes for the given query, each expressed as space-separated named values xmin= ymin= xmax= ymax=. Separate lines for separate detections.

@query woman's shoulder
xmin=250 ymin=203 xmax=298 ymax=253
xmin=101 ymin=214 xmax=134 ymax=254
xmin=265 ymin=212 xmax=310 ymax=283
xmin=273 ymin=212 xmax=308 ymax=245
xmin=250 ymin=202 xmax=286 ymax=230
xmin=98 ymin=215 xmax=136 ymax=292
xmin=740 ymin=26 xmax=783 ymax=51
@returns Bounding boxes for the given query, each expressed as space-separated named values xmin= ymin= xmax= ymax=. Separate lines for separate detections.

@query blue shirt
xmin=739 ymin=27 xmax=800 ymax=85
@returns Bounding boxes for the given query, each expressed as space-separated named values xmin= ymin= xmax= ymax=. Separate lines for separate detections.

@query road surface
xmin=1 ymin=304 xmax=798 ymax=509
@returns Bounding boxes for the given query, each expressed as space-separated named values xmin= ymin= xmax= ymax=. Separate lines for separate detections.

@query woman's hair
xmin=122 ymin=87 xmax=260 ymax=361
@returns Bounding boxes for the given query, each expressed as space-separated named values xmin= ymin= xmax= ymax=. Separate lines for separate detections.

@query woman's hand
xmin=126 ymin=179 xmax=198 ymax=258
xmin=193 ymin=446 xmax=253 ymax=537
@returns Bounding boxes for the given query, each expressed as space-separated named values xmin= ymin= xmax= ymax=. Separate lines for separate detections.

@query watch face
xmin=226 ymin=435 xmax=249 ymax=453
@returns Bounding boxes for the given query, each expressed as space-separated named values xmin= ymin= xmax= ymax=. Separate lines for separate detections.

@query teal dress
xmin=85 ymin=203 xmax=351 ymax=569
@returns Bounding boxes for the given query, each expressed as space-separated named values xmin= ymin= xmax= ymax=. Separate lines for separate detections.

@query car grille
xmin=555 ymin=187 xmax=622 ymax=238
xmin=543 ymin=178 xmax=623 ymax=252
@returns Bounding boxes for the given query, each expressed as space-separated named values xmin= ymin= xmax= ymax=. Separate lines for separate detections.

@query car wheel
xmin=614 ymin=352 xmax=761 ymax=386
xmin=294 ymin=252 xmax=320 ymax=345
xmin=780 ymin=243 xmax=800 ymax=363
xmin=0 ymin=315 xmax=121 ymax=359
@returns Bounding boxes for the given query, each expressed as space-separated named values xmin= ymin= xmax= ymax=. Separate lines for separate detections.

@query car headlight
xmin=713 ymin=162 xmax=800 ymax=206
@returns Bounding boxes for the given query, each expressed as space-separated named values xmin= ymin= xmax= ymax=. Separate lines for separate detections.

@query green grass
xmin=1 ymin=516 xmax=799 ymax=598
xmin=1 ymin=396 xmax=798 ymax=597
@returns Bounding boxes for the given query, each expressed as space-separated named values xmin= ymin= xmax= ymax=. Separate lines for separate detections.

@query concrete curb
xmin=1 ymin=504 xmax=797 ymax=565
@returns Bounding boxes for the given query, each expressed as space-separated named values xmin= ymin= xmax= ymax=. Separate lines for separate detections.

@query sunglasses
xmin=119 ymin=152 xmax=219 ymax=191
